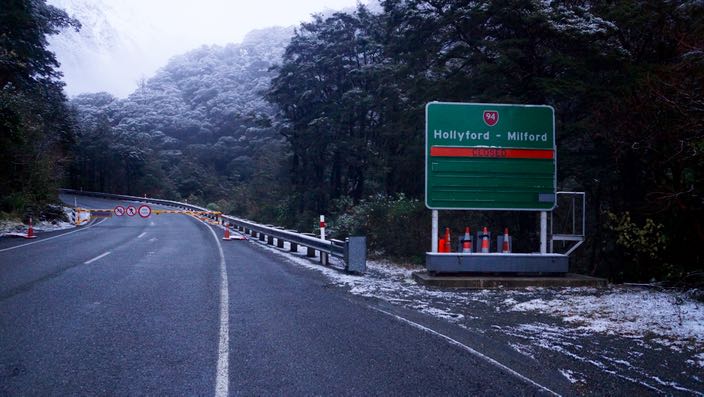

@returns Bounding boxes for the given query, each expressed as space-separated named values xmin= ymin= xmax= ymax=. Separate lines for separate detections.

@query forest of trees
xmin=2 ymin=0 xmax=702 ymax=282
xmin=67 ymin=26 xmax=292 ymax=221
xmin=1 ymin=0 xmax=79 ymax=218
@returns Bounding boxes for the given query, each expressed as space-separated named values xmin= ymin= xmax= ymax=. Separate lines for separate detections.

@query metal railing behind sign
xmin=549 ymin=191 xmax=585 ymax=256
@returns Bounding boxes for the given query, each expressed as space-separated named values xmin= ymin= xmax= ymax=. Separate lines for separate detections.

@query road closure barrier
xmin=60 ymin=189 xmax=366 ymax=273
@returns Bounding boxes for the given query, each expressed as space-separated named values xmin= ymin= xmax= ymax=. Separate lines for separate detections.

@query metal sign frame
xmin=425 ymin=101 xmax=557 ymax=211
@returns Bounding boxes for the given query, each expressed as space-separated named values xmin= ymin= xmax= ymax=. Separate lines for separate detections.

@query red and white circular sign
xmin=126 ymin=206 xmax=137 ymax=216
xmin=138 ymin=205 xmax=152 ymax=218
xmin=114 ymin=206 xmax=126 ymax=216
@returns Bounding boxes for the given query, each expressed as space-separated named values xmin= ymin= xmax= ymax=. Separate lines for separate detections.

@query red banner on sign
xmin=430 ymin=146 xmax=554 ymax=159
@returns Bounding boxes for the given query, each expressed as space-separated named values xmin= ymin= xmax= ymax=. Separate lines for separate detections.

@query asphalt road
xmin=0 ymin=195 xmax=570 ymax=395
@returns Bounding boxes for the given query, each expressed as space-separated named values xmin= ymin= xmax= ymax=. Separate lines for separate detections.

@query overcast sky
xmin=116 ymin=0 xmax=362 ymax=48
xmin=49 ymin=0 xmax=363 ymax=97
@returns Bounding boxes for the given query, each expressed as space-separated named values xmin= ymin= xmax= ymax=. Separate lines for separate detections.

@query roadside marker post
xmin=319 ymin=215 xmax=328 ymax=265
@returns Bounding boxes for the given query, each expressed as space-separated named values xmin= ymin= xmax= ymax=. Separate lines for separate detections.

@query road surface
xmin=2 ymin=194 xmax=683 ymax=396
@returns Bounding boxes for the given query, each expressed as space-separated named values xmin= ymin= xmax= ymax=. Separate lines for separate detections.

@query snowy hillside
xmin=47 ymin=0 xmax=169 ymax=97
xmin=46 ymin=0 xmax=375 ymax=98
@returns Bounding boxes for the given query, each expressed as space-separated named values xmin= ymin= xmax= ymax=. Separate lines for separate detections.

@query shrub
xmin=330 ymin=194 xmax=428 ymax=263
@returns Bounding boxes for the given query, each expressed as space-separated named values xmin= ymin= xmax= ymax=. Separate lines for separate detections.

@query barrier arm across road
xmin=59 ymin=189 xmax=366 ymax=273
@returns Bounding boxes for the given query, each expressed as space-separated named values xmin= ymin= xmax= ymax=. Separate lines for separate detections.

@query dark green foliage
xmin=267 ymin=0 xmax=704 ymax=281
xmin=330 ymin=194 xmax=429 ymax=262
xmin=0 ymin=0 xmax=79 ymax=215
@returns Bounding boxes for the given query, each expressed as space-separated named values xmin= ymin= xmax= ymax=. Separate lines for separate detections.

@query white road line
xmin=201 ymin=221 xmax=229 ymax=397
xmin=84 ymin=251 xmax=111 ymax=265
xmin=137 ymin=232 xmax=147 ymax=239
xmin=0 ymin=218 xmax=108 ymax=253
xmin=371 ymin=307 xmax=561 ymax=397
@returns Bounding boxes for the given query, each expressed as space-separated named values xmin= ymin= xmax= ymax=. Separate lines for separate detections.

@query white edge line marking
xmin=198 ymin=219 xmax=229 ymax=397
xmin=0 ymin=218 xmax=108 ymax=253
xmin=137 ymin=232 xmax=147 ymax=239
xmin=371 ymin=307 xmax=561 ymax=397
xmin=84 ymin=251 xmax=111 ymax=265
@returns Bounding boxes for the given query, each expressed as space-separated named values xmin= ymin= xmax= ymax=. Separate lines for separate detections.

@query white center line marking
xmin=371 ymin=307 xmax=561 ymax=397
xmin=201 ymin=221 xmax=229 ymax=397
xmin=0 ymin=218 xmax=108 ymax=253
xmin=137 ymin=232 xmax=147 ymax=239
xmin=84 ymin=251 xmax=111 ymax=265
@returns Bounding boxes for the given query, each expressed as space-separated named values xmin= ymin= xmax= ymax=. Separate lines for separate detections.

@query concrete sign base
xmin=413 ymin=271 xmax=606 ymax=289
xmin=426 ymin=252 xmax=568 ymax=274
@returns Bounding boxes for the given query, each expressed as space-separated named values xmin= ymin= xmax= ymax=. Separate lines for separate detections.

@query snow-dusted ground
xmin=257 ymin=239 xmax=703 ymax=352
xmin=0 ymin=207 xmax=76 ymax=237
xmin=247 ymin=234 xmax=704 ymax=394
xmin=507 ymin=288 xmax=703 ymax=349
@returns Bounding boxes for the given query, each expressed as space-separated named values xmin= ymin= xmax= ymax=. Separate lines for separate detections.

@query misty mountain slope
xmin=70 ymin=26 xmax=293 ymax=202
xmin=47 ymin=0 xmax=168 ymax=97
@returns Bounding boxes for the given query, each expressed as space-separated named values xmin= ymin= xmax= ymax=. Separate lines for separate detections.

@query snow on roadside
xmin=559 ymin=368 xmax=584 ymax=384
xmin=251 ymin=238 xmax=704 ymax=354
xmin=504 ymin=289 xmax=704 ymax=350
xmin=250 ymin=238 xmax=704 ymax=393
xmin=253 ymin=241 xmax=484 ymax=323
xmin=687 ymin=352 xmax=704 ymax=369
xmin=0 ymin=206 xmax=75 ymax=236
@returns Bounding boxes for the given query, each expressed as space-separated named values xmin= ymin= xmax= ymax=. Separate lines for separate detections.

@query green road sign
xmin=425 ymin=102 xmax=556 ymax=210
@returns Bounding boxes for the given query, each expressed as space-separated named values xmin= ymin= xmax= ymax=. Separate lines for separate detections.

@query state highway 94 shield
xmin=425 ymin=102 xmax=556 ymax=211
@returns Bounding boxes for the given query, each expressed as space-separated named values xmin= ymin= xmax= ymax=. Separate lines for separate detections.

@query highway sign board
xmin=425 ymin=102 xmax=556 ymax=211
xmin=138 ymin=205 xmax=151 ymax=218
xmin=114 ymin=206 xmax=125 ymax=216
xmin=126 ymin=206 xmax=137 ymax=216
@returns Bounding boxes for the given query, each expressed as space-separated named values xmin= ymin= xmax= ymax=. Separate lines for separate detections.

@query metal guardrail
xmin=59 ymin=189 xmax=366 ymax=273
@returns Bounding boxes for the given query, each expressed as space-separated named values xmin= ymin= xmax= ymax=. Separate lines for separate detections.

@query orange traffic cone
xmin=223 ymin=223 xmax=231 ymax=240
xmin=438 ymin=238 xmax=446 ymax=253
xmin=444 ymin=227 xmax=452 ymax=253
xmin=480 ymin=226 xmax=490 ymax=253
xmin=502 ymin=227 xmax=511 ymax=253
xmin=462 ymin=227 xmax=472 ymax=253
xmin=25 ymin=217 xmax=36 ymax=239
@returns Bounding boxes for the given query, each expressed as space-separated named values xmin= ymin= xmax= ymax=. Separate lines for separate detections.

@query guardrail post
xmin=259 ymin=233 xmax=266 ymax=242
xmin=290 ymin=242 xmax=298 ymax=252
xmin=320 ymin=251 xmax=328 ymax=265
xmin=267 ymin=235 xmax=274 ymax=245
xmin=306 ymin=247 xmax=315 ymax=257
xmin=344 ymin=236 xmax=366 ymax=273
xmin=276 ymin=238 xmax=285 ymax=248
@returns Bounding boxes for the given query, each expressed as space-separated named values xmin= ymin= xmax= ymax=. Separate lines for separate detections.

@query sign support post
xmin=540 ymin=211 xmax=547 ymax=254
xmin=431 ymin=210 xmax=438 ymax=253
